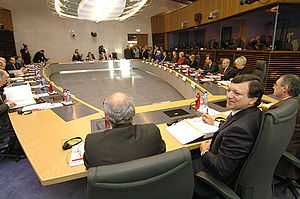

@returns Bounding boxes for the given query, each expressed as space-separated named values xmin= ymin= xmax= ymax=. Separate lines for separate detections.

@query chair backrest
xmin=234 ymin=99 xmax=298 ymax=199
xmin=252 ymin=60 xmax=267 ymax=82
xmin=87 ymin=148 xmax=194 ymax=199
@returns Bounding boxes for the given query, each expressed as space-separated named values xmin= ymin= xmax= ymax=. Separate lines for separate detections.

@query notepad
xmin=166 ymin=117 xmax=218 ymax=144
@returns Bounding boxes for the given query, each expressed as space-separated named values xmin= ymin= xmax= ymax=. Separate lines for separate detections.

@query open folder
xmin=166 ymin=117 xmax=219 ymax=144
xmin=4 ymin=84 xmax=36 ymax=108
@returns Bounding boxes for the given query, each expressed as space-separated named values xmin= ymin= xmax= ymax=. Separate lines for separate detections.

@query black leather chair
xmin=275 ymin=152 xmax=300 ymax=199
xmin=87 ymin=148 xmax=194 ymax=199
xmin=252 ymin=60 xmax=267 ymax=83
xmin=196 ymin=99 xmax=298 ymax=199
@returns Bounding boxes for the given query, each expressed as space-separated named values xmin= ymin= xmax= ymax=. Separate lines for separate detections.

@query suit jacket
xmin=202 ymin=63 xmax=219 ymax=74
xmin=222 ymin=67 xmax=238 ymax=80
xmin=201 ymin=107 xmax=262 ymax=186
xmin=83 ymin=123 xmax=166 ymax=169
xmin=270 ymin=97 xmax=300 ymax=179
xmin=236 ymin=67 xmax=249 ymax=76
xmin=0 ymin=97 xmax=14 ymax=140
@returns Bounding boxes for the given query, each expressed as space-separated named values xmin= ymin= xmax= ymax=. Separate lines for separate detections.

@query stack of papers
xmin=4 ymin=84 xmax=36 ymax=108
xmin=69 ymin=142 xmax=84 ymax=167
xmin=166 ymin=117 xmax=218 ymax=144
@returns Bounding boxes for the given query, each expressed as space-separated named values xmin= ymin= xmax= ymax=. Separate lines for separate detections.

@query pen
xmin=72 ymin=157 xmax=83 ymax=162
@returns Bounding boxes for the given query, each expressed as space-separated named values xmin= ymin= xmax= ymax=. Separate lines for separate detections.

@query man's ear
xmin=283 ymin=85 xmax=290 ymax=96
xmin=249 ymin=97 xmax=258 ymax=106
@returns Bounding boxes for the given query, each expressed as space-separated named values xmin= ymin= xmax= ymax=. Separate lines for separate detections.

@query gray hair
xmin=103 ymin=92 xmax=135 ymax=126
xmin=280 ymin=74 xmax=300 ymax=97
xmin=234 ymin=56 xmax=247 ymax=66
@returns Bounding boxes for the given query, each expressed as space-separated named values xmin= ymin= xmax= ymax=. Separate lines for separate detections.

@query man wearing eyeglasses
xmin=83 ymin=92 xmax=166 ymax=169
xmin=193 ymin=74 xmax=264 ymax=198
xmin=271 ymin=74 xmax=300 ymax=181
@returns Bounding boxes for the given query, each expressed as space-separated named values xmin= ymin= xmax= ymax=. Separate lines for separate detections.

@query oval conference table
xmin=9 ymin=60 xmax=277 ymax=186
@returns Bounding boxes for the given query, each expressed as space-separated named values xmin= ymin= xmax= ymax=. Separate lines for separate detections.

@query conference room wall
xmin=0 ymin=0 xmax=182 ymax=62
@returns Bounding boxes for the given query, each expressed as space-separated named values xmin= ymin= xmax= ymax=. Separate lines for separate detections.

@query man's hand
xmin=5 ymin=100 xmax=16 ymax=108
xmin=199 ymin=140 xmax=211 ymax=153
xmin=202 ymin=113 xmax=215 ymax=125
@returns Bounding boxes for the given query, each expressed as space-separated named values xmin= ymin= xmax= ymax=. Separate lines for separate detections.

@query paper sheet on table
xmin=22 ymin=102 xmax=63 ymax=112
xmin=166 ymin=117 xmax=218 ymax=144
xmin=69 ymin=142 xmax=84 ymax=167
xmin=4 ymin=84 xmax=36 ymax=108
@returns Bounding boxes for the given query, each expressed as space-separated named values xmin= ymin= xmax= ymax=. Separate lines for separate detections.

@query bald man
xmin=83 ymin=92 xmax=166 ymax=169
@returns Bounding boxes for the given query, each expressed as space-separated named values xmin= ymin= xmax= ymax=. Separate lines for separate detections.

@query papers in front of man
xmin=4 ymin=84 xmax=36 ymax=108
xmin=69 ymin=142 xmax=84 ymax=167
xmin=166 ymin=117 xmax=219 ymax=144
xmin=21 ymin=102 xmax=63 ymax=112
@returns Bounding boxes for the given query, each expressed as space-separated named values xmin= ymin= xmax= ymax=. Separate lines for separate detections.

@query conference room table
xmin=9 ymin=60 xmax=278 ymax=186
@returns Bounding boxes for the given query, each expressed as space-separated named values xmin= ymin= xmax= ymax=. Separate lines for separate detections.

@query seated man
xmin=202 ymin=55 xmax=219 ymax=74
xmin=0 ymin=57 xmax=10 ymax=94
xmin=193 ymin=74 xmax=264 ymax=198
xmin=6 ymin=57 xmax=17 ymax=71
xmin=33 ymin=50 xmax=48 ymax=63
xmin=72 ymin=49 xmax=83 ymax=62
xmin=271 ymin=74 xmax=300 ymax=180
xmin=188 ymin=54 xmax=199 ymax=69
xmin=83 ymin=92 xmax=166 ymax=169
xmin=220 ymin=58 xmax=237 ymax=80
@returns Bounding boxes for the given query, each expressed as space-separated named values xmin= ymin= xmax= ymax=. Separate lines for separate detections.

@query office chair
xmin=196 ymin=99 xmax=298 ymax=199
xmin=252 ymin=60 xmax=267 ymax=83
xmin=87 ymin=148 xmax=194 ymax=199
xmin=275 ymin=152 xmax=300 ymax=199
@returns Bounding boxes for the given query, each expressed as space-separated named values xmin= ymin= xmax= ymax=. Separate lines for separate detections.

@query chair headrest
xmin=266 ymin=99 xmax=298 ymax=124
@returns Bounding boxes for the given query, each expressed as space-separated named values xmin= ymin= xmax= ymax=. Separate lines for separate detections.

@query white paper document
xmin=69 ymin=142 xmax=84 ymax=167
xmin=166 ymin=117 xmax=219 ymax=144
xmin=4 ymin=84 xmax=36 ymax=108
xmin=21 ymin=102 xmax=63 ymax=112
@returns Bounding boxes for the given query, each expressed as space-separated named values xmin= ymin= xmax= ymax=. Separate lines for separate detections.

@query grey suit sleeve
xmin=153 ymin=124 xmax=166 ymax=153
xmin=201 ymin=126 xmax=255 ymax=180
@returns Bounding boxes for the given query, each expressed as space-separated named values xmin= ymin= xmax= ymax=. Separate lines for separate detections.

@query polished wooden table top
xmin=9 ymin=60 xmax=278 ymax=186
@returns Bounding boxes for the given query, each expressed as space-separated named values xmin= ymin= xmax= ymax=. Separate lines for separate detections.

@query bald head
xmin=0 ymin=57 xmax=6 ymax=70
xmin=103 ymin=92 xmax=135 ymax=126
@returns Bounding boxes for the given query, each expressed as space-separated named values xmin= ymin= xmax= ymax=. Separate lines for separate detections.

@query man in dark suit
xmin=271 ymin=74 xmax=300 ymax=180
xmin=202 ymin=55 xmax=219 ymax=74
xmin=83 ymin=92 xmax=166 ymax=169
xmin=221 ymin=58 xmax=237 ymax=80
xmin=33 ymin=50 xmax=47 ymax=63
xmin=193 ymin=74 xmax=264 ymax=198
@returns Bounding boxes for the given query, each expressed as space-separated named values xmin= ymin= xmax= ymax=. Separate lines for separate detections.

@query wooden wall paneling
xmin=0 ymin=8 xmax=13 ymax=31
xmin=152 ymin=0 xmax=300 ymax=33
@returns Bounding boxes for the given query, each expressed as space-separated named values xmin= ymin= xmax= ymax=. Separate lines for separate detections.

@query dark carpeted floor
xmin=0 ymin=159 xmax=86 ymax=199
xmin=0 ymin=158 xmax=298 ymax=199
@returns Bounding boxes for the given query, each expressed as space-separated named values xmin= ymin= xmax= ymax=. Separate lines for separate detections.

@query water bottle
xmin=201 ymin=91 xmax=209 ymax=113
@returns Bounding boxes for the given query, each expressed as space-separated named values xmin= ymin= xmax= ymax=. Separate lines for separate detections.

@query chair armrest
xmin=195 ymin=171 xmax=240 ymax=199
xmin=282 ymin=152 xmax=300 ymax=168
